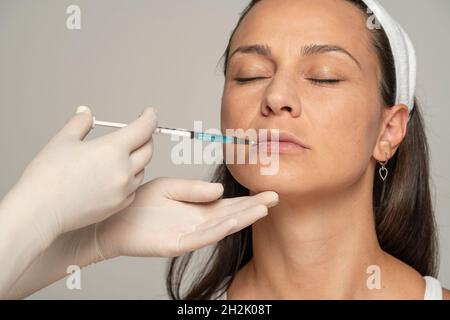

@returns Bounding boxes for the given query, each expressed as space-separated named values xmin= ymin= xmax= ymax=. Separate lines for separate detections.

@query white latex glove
xmin=96 ymin=177 xmax=279 ymax=258
xmin=2 ymin=179 xmax=278 ymax=299
xmin=0 ymin=105 xmax=157 ymax=296
xmin=14 ymin=105 xmax=158 ymax=239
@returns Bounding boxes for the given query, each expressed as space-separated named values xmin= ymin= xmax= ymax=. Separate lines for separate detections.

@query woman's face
xmin=221 ymin=0 xmax=385 ymax=196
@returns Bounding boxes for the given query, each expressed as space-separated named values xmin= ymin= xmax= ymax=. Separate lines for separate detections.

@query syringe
xmin=92 ymin=117 xmax=256 ymax=145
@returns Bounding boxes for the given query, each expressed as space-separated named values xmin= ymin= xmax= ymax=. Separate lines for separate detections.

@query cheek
xmin=221 ymin=82 xmax=262 ymax=130
xmin=312 ymin=100 xmax=378 ymax=185
xmin=220 ymin=96 xmax=234 ymax=131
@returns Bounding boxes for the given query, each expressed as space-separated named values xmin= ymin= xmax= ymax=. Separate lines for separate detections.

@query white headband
xmin=362 ymin=0 xmax=416 ymax=112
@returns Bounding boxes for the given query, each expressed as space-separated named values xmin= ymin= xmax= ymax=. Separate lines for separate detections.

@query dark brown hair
xmin=167 ymin=0 xmax=439 ymax=299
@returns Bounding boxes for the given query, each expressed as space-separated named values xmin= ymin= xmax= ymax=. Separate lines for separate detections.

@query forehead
xmin=230 ymin=0 xmax=372 ymax=57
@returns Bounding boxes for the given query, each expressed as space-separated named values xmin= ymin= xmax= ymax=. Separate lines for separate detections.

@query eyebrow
xmin=228 ymin=43 xmax=362 ymax=69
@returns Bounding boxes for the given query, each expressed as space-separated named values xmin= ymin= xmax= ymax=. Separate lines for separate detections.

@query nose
xmin=261 ymin=75 xmax=301 ymax=118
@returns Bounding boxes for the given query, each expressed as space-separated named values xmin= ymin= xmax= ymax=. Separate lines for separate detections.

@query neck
xmin=244 ymin=169 xmax=386 ymax=299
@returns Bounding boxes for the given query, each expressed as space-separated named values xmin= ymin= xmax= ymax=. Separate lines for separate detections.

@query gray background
xmin=0 ymin=0 xmax=448 ymax=299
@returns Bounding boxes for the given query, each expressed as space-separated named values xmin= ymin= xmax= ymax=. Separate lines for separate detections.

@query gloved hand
xmin=2 ymin=178 xmax=278 ymax=299
xmin=0 ymin=105 xmax=157 ymax=296
xmin=96 ymin=177 xmax=279 ymax=258
xmin=11 ymin=105 xmax=158 ymax=241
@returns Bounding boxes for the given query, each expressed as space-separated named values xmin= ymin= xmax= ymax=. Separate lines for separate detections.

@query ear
xmin=373 ymin=104 xmax=410 ymax=161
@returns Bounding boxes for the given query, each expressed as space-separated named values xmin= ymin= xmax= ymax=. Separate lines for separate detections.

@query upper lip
xmin=257 ymin=130 xmax=310 ymax=149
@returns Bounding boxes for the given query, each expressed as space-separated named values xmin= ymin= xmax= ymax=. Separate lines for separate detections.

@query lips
xmin=256 ymin=130 xmax=310 ymax=153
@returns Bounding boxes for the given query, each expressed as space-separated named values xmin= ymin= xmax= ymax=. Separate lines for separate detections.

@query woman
xmin=167 ymin=0 xmax=450 ymax=300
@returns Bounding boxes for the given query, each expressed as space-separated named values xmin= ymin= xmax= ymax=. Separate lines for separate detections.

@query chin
xmin=227 ymin=163 xmax=308 ymax=195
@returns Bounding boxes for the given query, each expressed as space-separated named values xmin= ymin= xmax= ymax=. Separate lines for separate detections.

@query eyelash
xmin=234 ymin=77 xmax=341 ymax=85
xmin=308 ymin=78 xmax=341 ymax=85
xmin=235 ymin=77 xmax=267 ymax=83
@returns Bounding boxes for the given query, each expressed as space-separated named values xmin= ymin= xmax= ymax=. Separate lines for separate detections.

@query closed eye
xmin=234 ymin=77 xmax=268 ymax=83
xmin=234 ymin=77 xmax=341 ymax=86
xmin=308 ymin=78 xmax=341 ymax=85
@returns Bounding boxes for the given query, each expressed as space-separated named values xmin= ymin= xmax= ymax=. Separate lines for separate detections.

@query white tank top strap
xmin=423 ymin=276 xmax=443 ymax=300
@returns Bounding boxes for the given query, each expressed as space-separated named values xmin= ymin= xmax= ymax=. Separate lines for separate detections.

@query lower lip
xmin=257 ymin=141 xmax=307 ymax=153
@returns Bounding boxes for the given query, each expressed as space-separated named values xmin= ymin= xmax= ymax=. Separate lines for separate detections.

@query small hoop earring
xmin=378 ymin=152 xmax=389 ymax=182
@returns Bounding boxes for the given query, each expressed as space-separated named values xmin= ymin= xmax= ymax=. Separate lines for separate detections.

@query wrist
xmin=93 ymin=223 xmax=107 ymax=263
xmin=1 ymin=183 xmax=62 ymax=248
xmin=70 ymin=223 xmax=108 ymax=266
xmin=94 ymin=219 xmax=120 ymax=261
xmin=0 ymin=185 xmax=59 ymax=252
xmin=0 ymin=185 xmax=60 ymax=295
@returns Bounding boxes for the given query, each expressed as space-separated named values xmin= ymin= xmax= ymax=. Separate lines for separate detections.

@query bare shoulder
xmin=380 ymin=252 xmax=428 ymax=299
xmin=443 ymin=288 xmax=450 ymax=300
